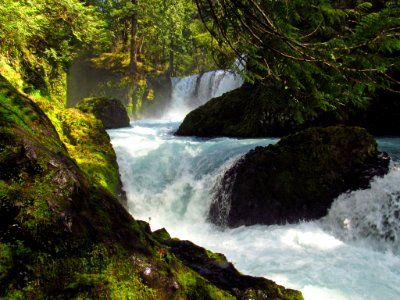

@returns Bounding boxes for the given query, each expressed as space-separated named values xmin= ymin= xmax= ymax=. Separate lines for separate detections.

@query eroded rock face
xmin=167 ymin=239 xmax=303 ymax=300
xmin=77 ymin=96 xmax=130 ymax=129
xmin=209 ymin=126 xmax=390 ymax=228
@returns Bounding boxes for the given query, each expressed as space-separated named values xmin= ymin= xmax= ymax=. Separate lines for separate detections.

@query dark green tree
xmin=195 ymin=0 xmax=400 ymax=121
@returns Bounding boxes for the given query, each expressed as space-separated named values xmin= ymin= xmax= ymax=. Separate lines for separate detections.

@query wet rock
xmin=77 ymin=96 xmax=130 ymax=129
xmin=168 ymin=239 xmax=303 ymax=300
xmin=176 ymin=82 xmax=297 ymax=137
xmin=209 ymin=125 xmax=390 ymax=227
xmin=176 ymin=79 xmax=400 ymax=138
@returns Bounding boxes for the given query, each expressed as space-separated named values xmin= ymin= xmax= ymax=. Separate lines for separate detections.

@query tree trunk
xmin=129 ymin=0 xmax=138 ymax=75
xmin=167 ymin=44 xmax=175 ymax=77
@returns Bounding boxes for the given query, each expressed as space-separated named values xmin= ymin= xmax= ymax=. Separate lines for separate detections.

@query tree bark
xmin=129 ymin=0 xmax=138 ymax=75
xmin=167 ymin=43 xmax=175 ymax=77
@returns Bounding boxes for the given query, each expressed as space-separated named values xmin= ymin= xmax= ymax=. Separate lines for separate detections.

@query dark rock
xmin=176 ymin=78 xmax=400 ymax=138
xmin=77 ymin=96 xmax=130 ymax=129
xmin=176 ymin=82 xmax=297 ymax=137
xmin=168 ymin=239 xmax=303 ymax=300
xmin=140 ymin=75 xmax=173 ymax=118
xmin=209 ymin=126 xmax=390 ymax=227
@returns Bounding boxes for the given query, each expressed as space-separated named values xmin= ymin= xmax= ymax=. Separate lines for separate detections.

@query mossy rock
xmin=32 ymin=94 xmax=127 ymax=205
xmin=1 ymin=74 xmax=303 ymax=299
xmin=209 ymin=125 xmax=390 ymax=227
xmin=77 ymin=96 xmax=130 ymax=129
xmin=168 ymin=239 xmax=303 ymax=300
xmin=176 ymin=78 xmax=400 ymax=138
xmin=176 ymin=82 xmax=301 ymax=137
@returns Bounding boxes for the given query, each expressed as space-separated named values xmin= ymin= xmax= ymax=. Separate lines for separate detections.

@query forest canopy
xmin=0 ymin=0 xmax=399 ymax=117
xmin=0 ymin=0 xmax=218 ymax=99
xmin=195 ymin=0 xmax=400 ymax=120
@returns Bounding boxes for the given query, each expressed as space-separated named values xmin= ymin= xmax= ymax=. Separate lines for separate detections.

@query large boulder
xmin=176 ymin=79 xmax=400 ymax=138
xmin=176 ymin=82 xmax=297 ymax=137
xmin=209 ymin=126 xmax=390 ymax=227
xmin=77 ymin=96 xmax=130 ymax=129
xmin=0 ymin=74 xmax=148 ymax=258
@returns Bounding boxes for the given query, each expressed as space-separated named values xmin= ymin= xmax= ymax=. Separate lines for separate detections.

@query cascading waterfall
xmin=163 ymin=69 xmax=243 ymax=120
xmin=107 ymin=76 xmax=400 ymax=300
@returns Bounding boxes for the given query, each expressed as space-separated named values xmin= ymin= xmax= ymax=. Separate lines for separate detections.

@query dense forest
xmin=1 ymin=0 xmax=398 ymax=118
xmin=1 ymin=0 xmax=219 ymax=111
xmin=0 ymin=0 xmax=399 ymax=298
xmin=1 ymin=1 xmax=398 ymax=101
xmin=194 ymin=0 xmax=399 ymax=124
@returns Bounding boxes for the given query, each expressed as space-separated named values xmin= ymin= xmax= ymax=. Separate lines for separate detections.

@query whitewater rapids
xmin=108 ymin=121 xmax=400 ymax=300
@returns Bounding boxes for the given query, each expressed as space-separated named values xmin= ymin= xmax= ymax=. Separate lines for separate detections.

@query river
xmin=108 ymin=72 xmax=400 ymax=300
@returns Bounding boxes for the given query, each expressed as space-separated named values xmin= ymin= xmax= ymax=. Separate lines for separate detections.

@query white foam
xmin=162 ymin=70 xmax=243 ymax=121
xmin=108 ymin=121 xmax=400 ymax=300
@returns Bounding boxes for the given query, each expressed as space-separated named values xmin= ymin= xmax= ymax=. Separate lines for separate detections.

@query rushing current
xmin=163 ymin=69 xmax=243 ymax=120
xmin=108 ymin=74 xmax=400 ymax=300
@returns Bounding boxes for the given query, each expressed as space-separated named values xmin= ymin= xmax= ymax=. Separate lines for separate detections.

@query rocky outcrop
xmin=167 ymin=238 xmax=303 ymax=300
xmin=176 ymin=82 xmax=297 ymax=137
xmin=0 ymin=74 xmax=146 ymax=257
xmin=176 ymin=78 xmax=400 ymax=138
xmin=0 ymin=75 xmax=303 ymax=299
xmin=209 ymin=126 xmax=390 ymax=228
xmin=77 ymin=96 xmax=130 ymax=129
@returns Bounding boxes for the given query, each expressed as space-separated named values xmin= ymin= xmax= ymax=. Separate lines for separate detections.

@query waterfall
xmin=163 ymin=70 xmax=243 ymax=121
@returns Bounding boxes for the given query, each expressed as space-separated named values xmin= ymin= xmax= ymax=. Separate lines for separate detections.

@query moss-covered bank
xmin=32 ymin=93 xmax=126 ymax=204
xmin=0 ymin=74 xmax=303 ymax=299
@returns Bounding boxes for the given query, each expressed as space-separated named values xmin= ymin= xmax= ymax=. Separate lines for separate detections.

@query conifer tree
xmin=195 ymin=0 xmax=400 ymax=120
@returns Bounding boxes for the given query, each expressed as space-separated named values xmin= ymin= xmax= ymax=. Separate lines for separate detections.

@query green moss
xmin=0 ymin=243 xmax=13 ymax=283
xmin=152 ymin=228 xmax=171 ymax=243
xmin=173 ymin=263 xmax=234 ymax=300
xmin=32 ymin=96 xmax=122 ymax=199
xmin=205 ymin=249 xmax=227 ymax=264
xmin=176 ymin=81 xmax=298 ymax=137
xmin=0 ymin=241 xmax=156 ymax=299
xmin=0 ymin=73 xmax=303 ymax=299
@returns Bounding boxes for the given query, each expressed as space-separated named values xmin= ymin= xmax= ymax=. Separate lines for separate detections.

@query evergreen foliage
xmin=86 ymin=0 xmax=218 ymax=76
xmin=0 ymin=0 xmax=108 ymax=98
xmin=195 ymin=0 xmax=400 ymax=121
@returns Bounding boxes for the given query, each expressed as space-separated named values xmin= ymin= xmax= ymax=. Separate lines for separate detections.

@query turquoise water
xmin=109 ymin=120 xmax=400 ymax=300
